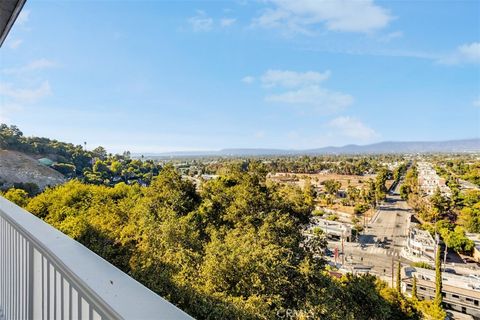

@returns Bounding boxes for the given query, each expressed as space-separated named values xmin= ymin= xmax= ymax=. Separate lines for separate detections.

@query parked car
xmin=468 ymin=274 xmax=480 ymax=281
xmin=444 ymin=268 xmax=456 ymax=274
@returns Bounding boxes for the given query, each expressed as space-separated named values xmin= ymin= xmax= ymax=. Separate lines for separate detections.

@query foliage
xmin=322 ymin=179 xmax=341 ymax=195
xmin=411 ymin=262 xmax=433 ymax=270
xmin=458 ymin=190 xmax=480 ymax=233
xmin=24 ymin=164 xmax=423 ymax=319
xmin=354 ymin=203 xmax=369 ymax=215
xmin=0 ymin=124 xmax=161 ymax=186
xmin=12 ymin=182 xmax=40 ymax=196
xmin=326 ymin=214 xmax=339 ymax=221
xmin=434 ymin=244 xmax=443 ymax=308
xmin=415 ymin=300 xmax=446 ymax=320
xmin=375 ymin=168 xmax=389 ymax=202
xmin=412 ymin=276 xmax=417 ymax=300
xmin=3 ymin=188 xmax=30 ymax=207
xmin=312 ymin=209 xmax=325 ymax=216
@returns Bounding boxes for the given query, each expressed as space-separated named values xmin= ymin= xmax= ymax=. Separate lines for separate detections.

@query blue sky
xmin=0 ymin=0 xmax=479 ymax=153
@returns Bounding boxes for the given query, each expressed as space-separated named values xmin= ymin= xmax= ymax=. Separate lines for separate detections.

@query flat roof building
xmin=405 ymin=226 xmax=436 ymax=261
xmin=402 ymin=267 xmax=480 ymax=318
xmin=306 ymin=217 xmax=353 ymax=241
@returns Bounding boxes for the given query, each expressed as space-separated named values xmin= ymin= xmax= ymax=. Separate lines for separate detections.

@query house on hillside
xmin=38 ymin=157 xmax=54 ymax=167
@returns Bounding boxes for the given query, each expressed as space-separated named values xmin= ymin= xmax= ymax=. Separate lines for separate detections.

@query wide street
xmin=326 ymin=182 xmax=412 ymax=279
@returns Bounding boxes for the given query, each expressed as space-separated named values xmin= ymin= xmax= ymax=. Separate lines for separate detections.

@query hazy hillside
xmin=137 ymin=138 xmax=480 ymax=158
xmin=0 ymin=150 xmax=65 ymax=190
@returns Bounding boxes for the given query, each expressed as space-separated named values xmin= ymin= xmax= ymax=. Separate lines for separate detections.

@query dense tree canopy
xmin=22 ymin=163 xmax=424 ymax=319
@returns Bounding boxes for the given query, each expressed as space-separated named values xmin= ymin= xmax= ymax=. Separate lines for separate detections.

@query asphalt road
xmin=326 ymin=182 xmax=412 ymax=278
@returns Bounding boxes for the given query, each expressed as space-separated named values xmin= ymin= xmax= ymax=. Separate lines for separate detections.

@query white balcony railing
xmin=0 ymin=196 xmax=193 ymax=320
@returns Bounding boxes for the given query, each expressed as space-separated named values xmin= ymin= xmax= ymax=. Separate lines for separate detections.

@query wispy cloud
xmin=378 ymin=31 xmax=403 ymax=43
xmin=6 ymin=38 xmax=23 ymax=49
xmin=299 ymin=43 xmax=480 ymax=66
xmin=252 ymin=69 xmax=353 ymax=113
xmin=298 ymin=46 xmax=439 ymax=60
xmin=0 ymin=81 xmax=51 ymax=103
xmin=241 ymin=76 xmax=255 ymax=84
xmin=2 ymin=58 xmax=57 ymax=75
xmin=437 ymin=42 xmax=480 ymax=65
xmin=473 ymin=97 xmax=480 ymax=107
xmin=220 ymin=18 xmax=236 ymax=27
xmin=188 ymin=11 xmax=213 ymax=32
xmin=327 ymin=116 xmax=378 ymax=141
xmin=254 ymin=0 xmax=393 ymax=34
xmin=265 ymin=85 xmax=353 ymax=112
xmin=261 ymin=69 xmax=330 ymax=88
xmin=16 ymin=10 xmax=30 ymax=26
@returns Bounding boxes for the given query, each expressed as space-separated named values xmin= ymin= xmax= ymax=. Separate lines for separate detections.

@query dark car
xmin=324 ymin=249 xmax=334 ymax=257
xmin=444 ymin=268 xmax=456 ymax=274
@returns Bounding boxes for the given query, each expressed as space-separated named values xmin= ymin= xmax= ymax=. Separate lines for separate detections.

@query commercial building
xmin=306 ymin=217 xmax=353 ymax=241
xmin=417 ymin=161 xmax=452 ymax=197
xmin=405 ymin=226 xmax=436 ymax=261
xmin=402 ymin=267 xmax=480 ymax=318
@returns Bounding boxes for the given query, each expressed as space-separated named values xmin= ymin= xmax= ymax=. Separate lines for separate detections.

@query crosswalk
xmin=356 ymin=246 xmax=400 ymax=256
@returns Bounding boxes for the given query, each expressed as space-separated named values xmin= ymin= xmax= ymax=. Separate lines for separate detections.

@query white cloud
xmin=379 ymin=31 xmax=403 ymax=42
xmin=257 ymin=69 xmax=352 ymax=112
xmin=2 ymin=59 xmax=57 ymax=75
xmin=327 ymin=116 xmax=378 ymax=141
xmin=254 ymin=0 xmax=393 ymax=34
xmin=220 ymin=18 xmax=237 ymax=27
xmin=261 ymin=69 xmax=330 ymax=88
xmin=438 ymin=42 xmax=480 ymax=65
xmin=16 ymin=10 xmax=30 ymax=25
xmin=7 ymin=39 xmax=23 ymax=49
xmin=242 ymin=76 xmax=255 ymax=84
xmin=473 ymin=97 xmax=480 ymax=107
xmin=265 ymin=85 xmax=353 ymax=112
xmin=188 ymin=11 xmax=213 ymax=32
xmin=0 ymin=81 xmax=51 ymax=103
xmin=458 ymin=43 xmax=480 ymax=62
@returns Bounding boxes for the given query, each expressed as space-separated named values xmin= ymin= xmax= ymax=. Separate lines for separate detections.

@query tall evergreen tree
xmin=435 ymin=243 xmax=443 ymax=307
xmin=412 ymin=275 xmax=417 ymax=300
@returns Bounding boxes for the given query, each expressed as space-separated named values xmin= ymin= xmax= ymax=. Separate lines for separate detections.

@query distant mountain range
xmin=135 ymin=138 xmax=480 ymax=158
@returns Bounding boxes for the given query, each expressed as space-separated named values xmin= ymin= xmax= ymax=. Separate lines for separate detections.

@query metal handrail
xmin=0 ymin=196 xmax=193 ymax=320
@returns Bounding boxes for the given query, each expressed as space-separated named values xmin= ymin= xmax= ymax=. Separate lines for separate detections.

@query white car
xmin=468 ymin=274 xmax=480 ymax=281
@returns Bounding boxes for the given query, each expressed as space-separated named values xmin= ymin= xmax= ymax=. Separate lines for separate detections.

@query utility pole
xmin=391 ymin=254 xmax=394 ymax=288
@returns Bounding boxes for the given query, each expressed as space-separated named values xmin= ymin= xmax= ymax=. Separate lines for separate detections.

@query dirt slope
xmin=0 ymin=150 xmax=66 ymax=190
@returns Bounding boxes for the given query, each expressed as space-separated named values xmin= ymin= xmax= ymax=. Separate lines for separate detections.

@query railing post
xmin=28 ymin=242 xmax=34 ymax=320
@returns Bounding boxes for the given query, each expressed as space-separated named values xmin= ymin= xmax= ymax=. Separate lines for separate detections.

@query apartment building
xmin=402 ymin=267 xmax=480 ymax=318
xmin=405 ymin=226 xmax=436 ymax=261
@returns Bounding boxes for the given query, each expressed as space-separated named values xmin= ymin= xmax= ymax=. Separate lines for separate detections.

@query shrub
xmin=312 ymin=209 xmax=326 ymax=216
xmin=326 ymin=214 xmax=339 ymax=221
xmin=411 ymin=262 xmax=433 ymax=270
